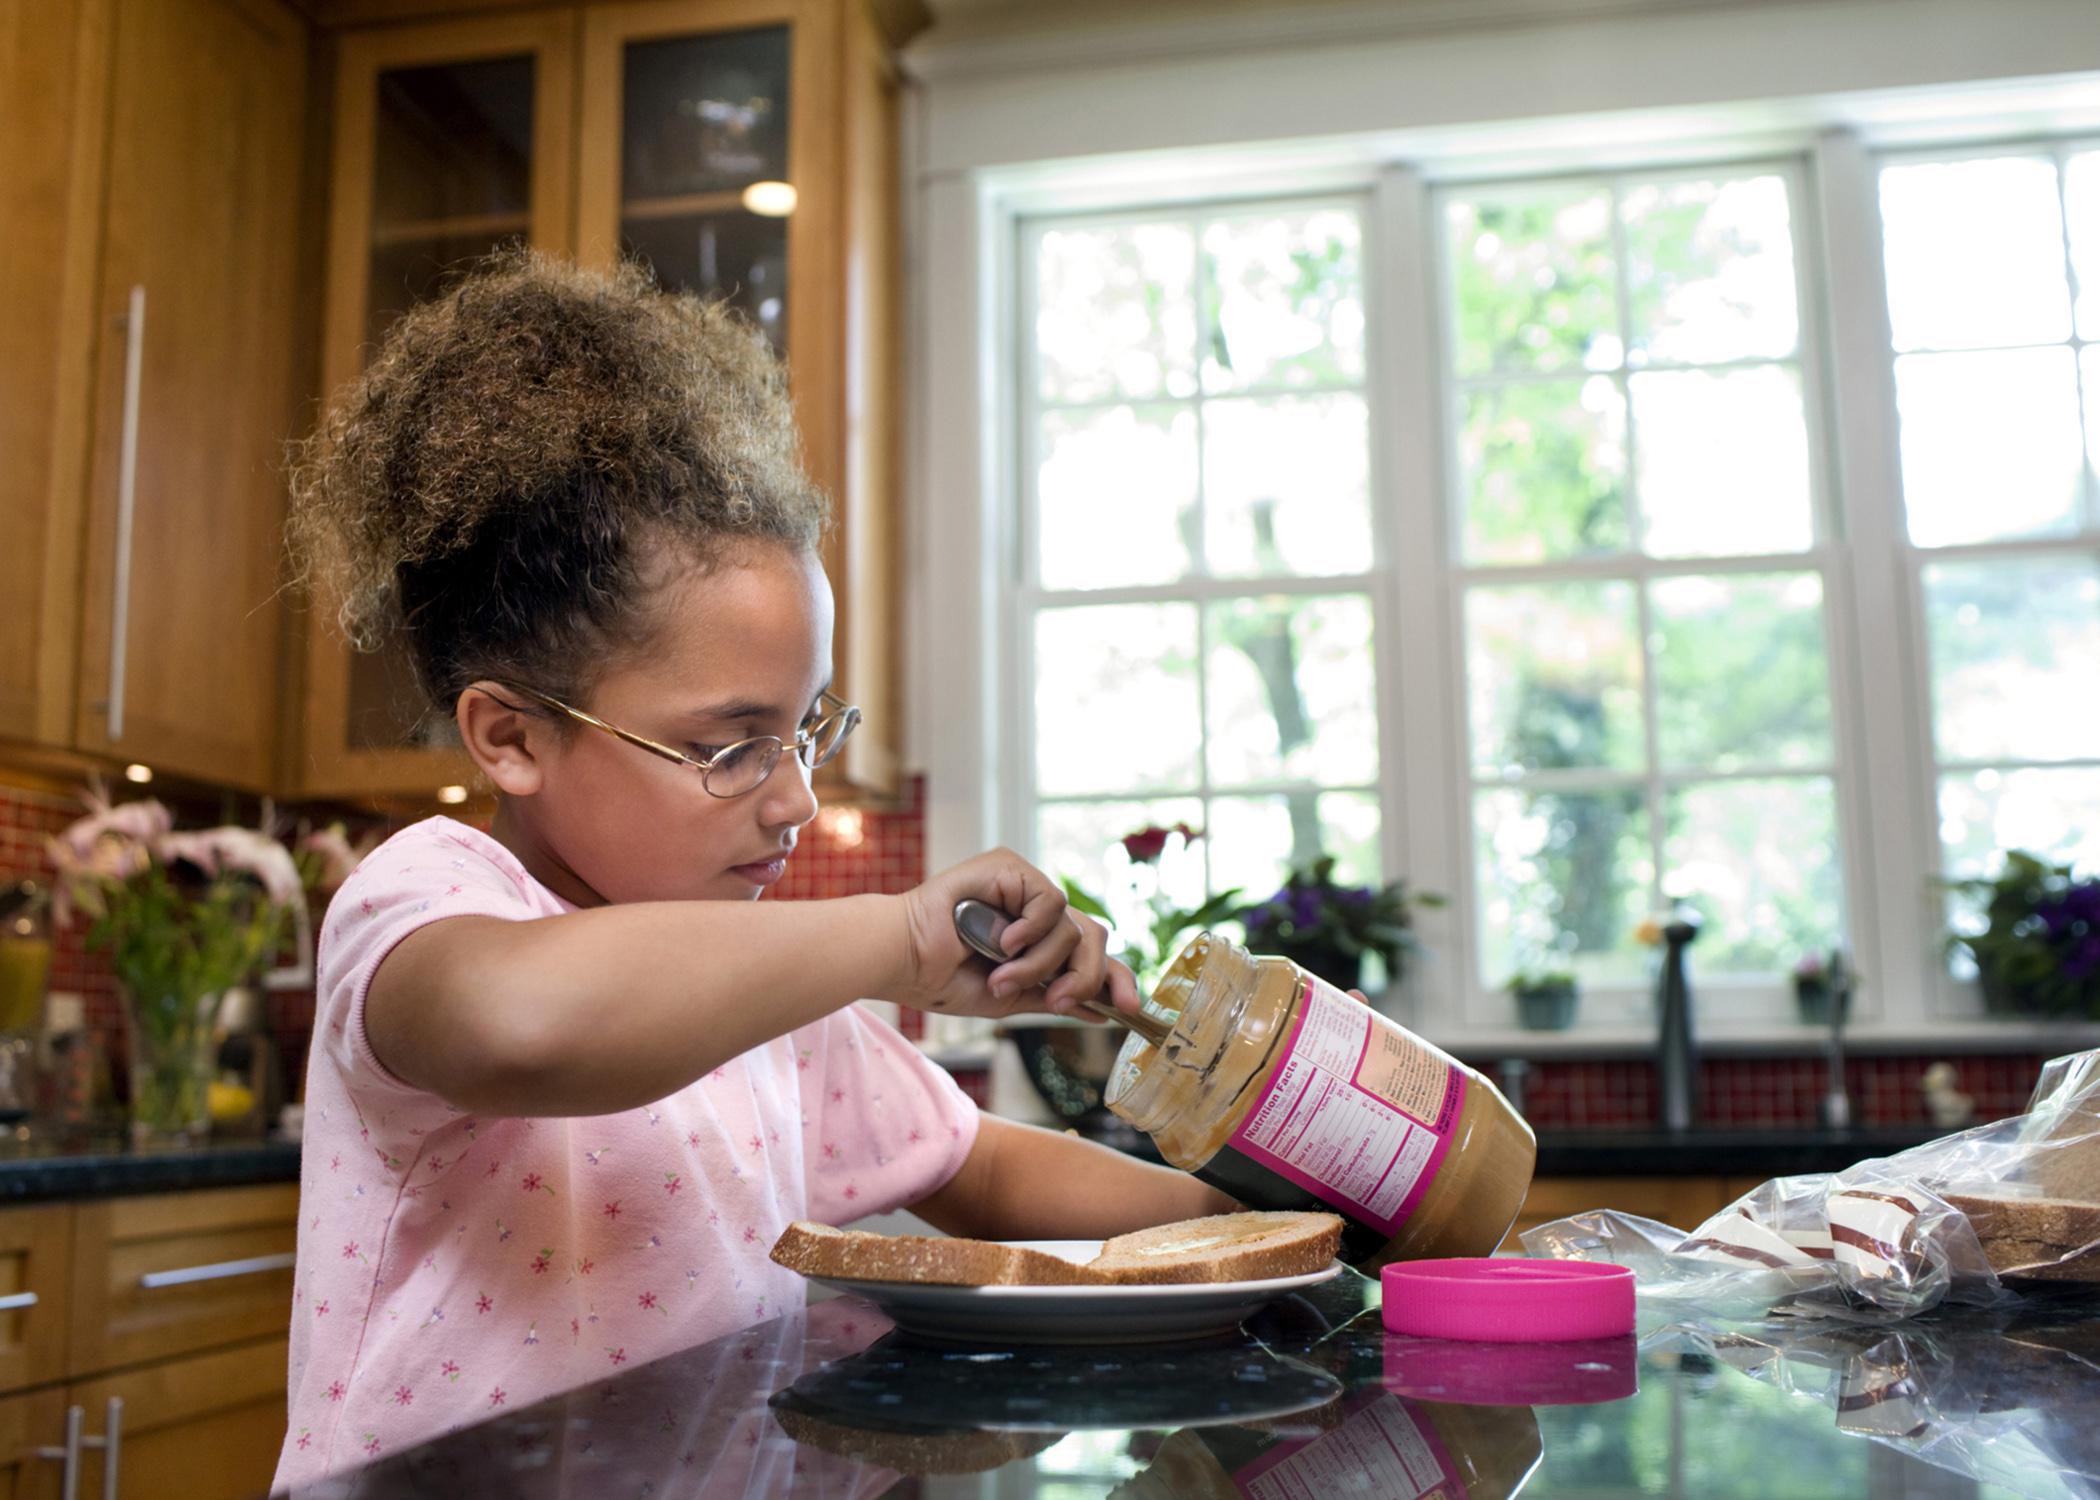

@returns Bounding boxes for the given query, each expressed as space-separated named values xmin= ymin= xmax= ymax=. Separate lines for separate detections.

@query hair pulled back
xmin=287 ymin=250 xmax=828 ymax=715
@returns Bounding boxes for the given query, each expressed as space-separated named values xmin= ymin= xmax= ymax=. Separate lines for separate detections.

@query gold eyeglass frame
xmin=484 ymin=682 xmax=862 ymax=798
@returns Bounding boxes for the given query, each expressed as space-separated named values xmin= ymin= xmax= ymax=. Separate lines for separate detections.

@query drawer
xmin=0 ymin=1207 xmax=71 ymax=1397
xmin=68 ymin=1185 xmax=296 ymax=1377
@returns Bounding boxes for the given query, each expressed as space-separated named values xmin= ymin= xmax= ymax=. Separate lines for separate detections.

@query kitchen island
xmin=296 ymin=1263 xmax=2097 ymax=1498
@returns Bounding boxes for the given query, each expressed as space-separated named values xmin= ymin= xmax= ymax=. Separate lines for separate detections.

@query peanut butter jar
xmin=1106 ymin=933 xmax=1536 ymax=1268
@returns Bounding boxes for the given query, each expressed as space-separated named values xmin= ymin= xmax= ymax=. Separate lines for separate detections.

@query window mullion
xmin=1811 ymin=128 xmax=1940 ymax=1025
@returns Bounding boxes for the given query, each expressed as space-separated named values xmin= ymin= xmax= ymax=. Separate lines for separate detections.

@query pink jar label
xmin=1225 ymin=977 xmax=1465 ymax=1240
xmin=1234 ymin=1392 xmax=1469 ymax=1499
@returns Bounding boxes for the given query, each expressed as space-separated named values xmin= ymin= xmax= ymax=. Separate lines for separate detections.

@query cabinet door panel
xmin=296 ymin=11 xmax=575 ymax=798
xmin=0 ymin=0 xmax=108 ymax=748
xmin=68 ymin=1185 xmax=297 ymax=1377
xmin=71 ymin=1336 xmax=287 ymax=1500
xmin=0 ymin=1385 xmax=67 ymax=1500
xmin=0 ymin=1207 xmax=70 ymax=1398
xmin=73 ymin=0 xmax=305 ymax=787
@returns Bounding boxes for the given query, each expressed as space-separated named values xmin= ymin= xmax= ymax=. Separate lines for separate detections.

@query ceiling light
xmin=741 ymin=180 xmax=797 ymax=217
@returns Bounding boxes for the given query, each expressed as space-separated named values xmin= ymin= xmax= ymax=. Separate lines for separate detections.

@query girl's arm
xmin=366 ymin=849 xmax=1140 ymax=1117
xmin=909 ymin=1112 xmax=1237 ymax=1241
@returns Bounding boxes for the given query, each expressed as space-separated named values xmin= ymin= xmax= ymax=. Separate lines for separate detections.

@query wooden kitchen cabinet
xmin=1499 ymin=1174 xmax=1743 ymax=1248
xmin=0 ymin=0 xmax=306 ymax=791
xmin=295 ymin=10 xmax=578 ymax=798
xmin=0 ymin=1185 xmax=297 ymax=1500
xmin=295 ymin=0 xmax=909 ymax=801
xmin=70 ymin=1337 xmax=288 ymax=1500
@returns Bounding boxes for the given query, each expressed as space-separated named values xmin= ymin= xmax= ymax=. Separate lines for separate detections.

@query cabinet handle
xmin=0 ymin=1290 xmax=38 ymax=1312
xmin=138 ymin=1250 xmax=293 ymax=1290
xmin=106 ymin=283 xmax=146 ymax=743
xmin=32 ymin=1403 xmax=81 ymax=1500
xmin=78 ymin=1399 xmax=119 ymax=1500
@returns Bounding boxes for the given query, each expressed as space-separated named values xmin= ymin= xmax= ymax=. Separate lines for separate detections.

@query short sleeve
xmin=797 ymin=1007 xmax=980 ymax=1224
xmin=313 ymin=818 xmax=560 ymax=1151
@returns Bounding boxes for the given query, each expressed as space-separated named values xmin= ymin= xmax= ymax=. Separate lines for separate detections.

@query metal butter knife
xmin=952 ymin=898 xmax=1171 ymax=1045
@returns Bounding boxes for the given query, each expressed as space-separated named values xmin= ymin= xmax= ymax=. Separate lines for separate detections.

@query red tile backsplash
xmin=0 ymin=771 xmax=2064 ymax=1127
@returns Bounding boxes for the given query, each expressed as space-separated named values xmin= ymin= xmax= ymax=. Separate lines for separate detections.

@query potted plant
xmin=1508 ymin=967 xmax=1579 ymax=1031
xmin=1061 ymin=823 xmax=1243 ymax=993
xmin=1941 ymin=851 xmax=2100 ymax=1019
xmin=46 ymin=786 xmax=342 ymax=1145
xmin=1236 ymin=856 xmax=1443 ymax=994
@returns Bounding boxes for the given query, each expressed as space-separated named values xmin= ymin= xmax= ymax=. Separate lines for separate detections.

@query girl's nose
xmin=757 ymin=744 xmax=820 ymax=831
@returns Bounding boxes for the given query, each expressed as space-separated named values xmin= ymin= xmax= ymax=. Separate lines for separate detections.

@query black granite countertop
xmin=0 ymin=1134 xmax=300 ymax=1201
xmin=299 ymin=1265 xmax=2100 ymax=1499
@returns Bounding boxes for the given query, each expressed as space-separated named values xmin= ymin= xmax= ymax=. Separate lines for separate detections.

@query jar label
xmin=1233 ymin=1392 xmax=1468 ymax=1499
xmin=1224 ymin=977 xmax=1465 ymax=1239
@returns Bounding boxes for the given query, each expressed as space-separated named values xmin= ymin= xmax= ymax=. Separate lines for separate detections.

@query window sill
xmin=1426 ymin=1019 xmax=2100 ymax=1061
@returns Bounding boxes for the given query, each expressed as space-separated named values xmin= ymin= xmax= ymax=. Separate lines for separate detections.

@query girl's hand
xmin=892 ymin=849 xmax=1140 ymax=1021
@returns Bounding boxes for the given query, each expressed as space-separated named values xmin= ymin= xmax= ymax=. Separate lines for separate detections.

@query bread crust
xmin=1943 ymin=1191 xmax=2100 ymax=1282
xmin=769 ymin=1210 xmax=1344 ymax=1288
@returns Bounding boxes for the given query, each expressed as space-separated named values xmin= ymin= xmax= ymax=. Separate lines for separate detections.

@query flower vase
xmin=1514 ymin=981 xmax=1579 ymax=1031
xmin=118 ymin=981 xmax=220 ymax=1147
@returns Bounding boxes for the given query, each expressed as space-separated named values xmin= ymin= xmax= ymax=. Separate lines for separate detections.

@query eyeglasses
xmin=487 ymin=683 xmax=861 ymax=799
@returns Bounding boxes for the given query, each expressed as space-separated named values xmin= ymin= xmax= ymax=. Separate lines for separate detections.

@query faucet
xmin=1656 ymin=913 xmax=1701 ymax=1133
xmin=1818 ymin=949 xmax=1855 ymax=1131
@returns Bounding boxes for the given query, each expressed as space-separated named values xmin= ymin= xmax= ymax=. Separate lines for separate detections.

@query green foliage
xmin=1940 ymin=850 xmax=2100 ymax=1018
xmin=1507 ymin=967 xmax=1577 ymax=997
xmin=1060 ymin=827 xmax=1242 ymax=992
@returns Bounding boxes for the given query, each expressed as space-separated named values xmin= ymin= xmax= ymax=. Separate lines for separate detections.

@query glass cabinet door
xmin=303 ymin=16 xmax=574 ymax=797
xmin=616 ymin=26 xmax=793 ymax=351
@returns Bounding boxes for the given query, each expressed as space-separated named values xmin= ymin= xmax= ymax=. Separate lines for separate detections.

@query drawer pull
xmin=139 ymin=1251 xmax=294 ymax=1290
xmin=0 ymin=1291 xmax=38 ymax=1312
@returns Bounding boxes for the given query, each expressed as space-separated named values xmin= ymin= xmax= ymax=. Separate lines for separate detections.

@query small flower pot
xmin=1513 ymin=981 xmax=1578 ymax=1031
xmin=1793 ymin=977 xmax=1847 ymax=1026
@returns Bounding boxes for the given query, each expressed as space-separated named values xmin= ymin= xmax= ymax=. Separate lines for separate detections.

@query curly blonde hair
xmin=288 ymin=250 xmax=828 ymax=714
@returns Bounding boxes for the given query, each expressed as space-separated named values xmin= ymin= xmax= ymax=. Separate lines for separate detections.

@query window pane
xmin=1034 ymin=221 xmax=1197 ymax=404
xmin=1663 ymin=778 xmax=1842 ymax=974
xmin=1203 ymin=393 xmax=1372 ymax=577
xmin=1208 ymin=791 xmax=1381 ymax=904
xmin=1880 ymin=155 xmax=2073 ymax=352
xmin=2070 ymin=150 xmax=2100 ymax=341
xmin=1621 ymin=173 xmax=1799 ymax=366
xmin=1035 ymin=604 xmax=1199 ymax=795
xmin=1466 ymin=583 xmax=1645 ymax=776
xmin=1924 ymin=556 xmax=2100 ymax=764
xmin=1205 ymin=595 xmax=1378 ymax=788
xmin=1200 ymin=209 xmax=1364 ymax=394
xmin=1446 ymin=189 xmax=1619 ymax=377
xmin=1459 ymin=376 xmax=1630 ymax=564
xmin=1036 ymin=797 xmax=1209 ymax=922
xmin=1631 ymin=365 xmax=1814 ymax=557
xmin=1939 ymin=767 xmax=2100 ymax=879
xmin=1036 ymin=405 xmax=1197 ymax=590
xmin=1895 ymin=348 xmax=2084 ymax=546
xmin=1651 ymin=573 xmax=1832 ymax=771
xmin=1474 ymin=786 xmax=1652 ymax=985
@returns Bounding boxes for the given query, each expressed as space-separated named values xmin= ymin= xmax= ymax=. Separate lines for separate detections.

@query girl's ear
xmin=456 ymin=684 xmax=548 ymax=796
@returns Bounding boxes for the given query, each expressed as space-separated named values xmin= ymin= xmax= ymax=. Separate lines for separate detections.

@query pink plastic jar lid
xmin=1381 ymin=1258 xmax=1636 ymax=1343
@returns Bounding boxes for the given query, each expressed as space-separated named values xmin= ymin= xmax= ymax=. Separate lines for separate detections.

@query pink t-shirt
xmin=273 ymin=817 xmax=979 ymax=1488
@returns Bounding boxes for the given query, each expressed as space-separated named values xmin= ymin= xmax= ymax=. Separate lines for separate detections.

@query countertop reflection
xmin=291 ymin=1270 xmax=2100 ymax=1499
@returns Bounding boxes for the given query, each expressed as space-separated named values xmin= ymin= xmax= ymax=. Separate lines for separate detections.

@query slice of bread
xmin=769 ymin=1210 xmax=1344 ymax=1288
xmin=769 ymin=1221 xmax=1103 ymax=1287
xmin=1089 ymin=1211 xmax=1344 ymax=1285
xmin=1943 ymin=1190 xmax=2100 ymax=1282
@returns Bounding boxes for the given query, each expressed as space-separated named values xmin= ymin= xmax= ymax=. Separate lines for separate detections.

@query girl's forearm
xmin=914 ymin=1114 xmax=1237 ymax=1241
xmin=370 ymin=894 xmax=910 ymax=1115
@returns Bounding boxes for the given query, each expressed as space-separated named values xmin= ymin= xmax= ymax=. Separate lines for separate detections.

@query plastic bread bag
xmin=1648 ymin=1301 xmax=2100 ymax=1500
xmin=1522 ymin=1047 xmax=2100 ymax=1321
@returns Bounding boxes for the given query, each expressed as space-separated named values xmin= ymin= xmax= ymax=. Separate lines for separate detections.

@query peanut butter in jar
xmin=1106 ymin=932 xmax=1536 ymax=1269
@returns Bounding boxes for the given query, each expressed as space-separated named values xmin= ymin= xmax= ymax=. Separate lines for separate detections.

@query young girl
xmin=275 ymin=254 xmax=1231 ymax=1485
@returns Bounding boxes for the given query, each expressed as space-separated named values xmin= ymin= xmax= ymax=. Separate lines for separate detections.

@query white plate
xmin=810 ymin=1239 xmax=1345 ymax=1345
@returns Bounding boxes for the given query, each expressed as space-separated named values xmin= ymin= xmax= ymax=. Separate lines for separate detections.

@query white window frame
xmin=1008 ymin=193 xmax=1392 ymax=908
xmin=911 ymin=86 xmax=2100 ymax=1055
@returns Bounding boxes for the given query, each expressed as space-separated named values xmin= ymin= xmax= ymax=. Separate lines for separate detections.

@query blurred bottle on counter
xmin=0 ymin=882 xmax=54 ymax=1131
xmin=37 ymin=992 xmax=114 ymax=1139
xmin=210 ymin=987 xmax=284 ymax=1138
